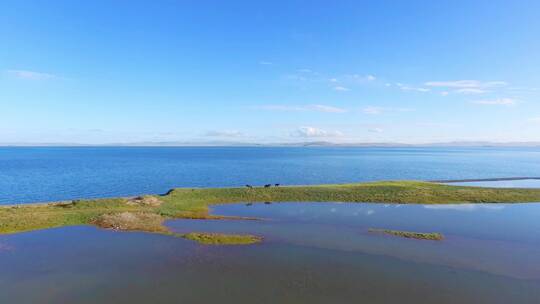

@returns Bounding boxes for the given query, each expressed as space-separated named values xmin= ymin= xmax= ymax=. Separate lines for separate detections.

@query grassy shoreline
xmin=2 ymin=181 xmax=540 ymax=243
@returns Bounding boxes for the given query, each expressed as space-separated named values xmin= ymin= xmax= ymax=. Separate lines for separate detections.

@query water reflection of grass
xmin=2 ymin=181 xmax=540 ymax=244
xmin=368 ymin=228 xmax=444 ymax=241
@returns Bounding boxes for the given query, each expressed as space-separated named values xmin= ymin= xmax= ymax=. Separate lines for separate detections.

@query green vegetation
xmin=368 ymin=228 xmax=444 ymax=241
xmin=1 ymin=181 xmax=540 ymax=243
xmin=182 ymin=232 xmax=262 ymax=245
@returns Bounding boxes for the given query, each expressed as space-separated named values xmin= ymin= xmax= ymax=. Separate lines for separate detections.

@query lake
xmin=1 ymin=202 xmax=539 ymax=303
xmin=2 ymin=146 xmax=540 ymax=303
xmin=2 ymin=146 xmax=540 ymax=204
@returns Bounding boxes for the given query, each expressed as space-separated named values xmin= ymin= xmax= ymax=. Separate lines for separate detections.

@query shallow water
xmin=450 ymin=179 xmax=540 ymax=188
xmin=2 ymin=146 xmax=540 ymax=204
xmin=1 ymin=202 xmax=539 ymax=303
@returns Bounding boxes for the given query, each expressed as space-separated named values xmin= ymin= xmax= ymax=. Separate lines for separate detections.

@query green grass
xmin=182 ymin=232 xmax=262 ymax=245
xmin=368 ymin=228 xmax=444 ymax=241
xmin=2 ymin=181 xmax=540 ymax=241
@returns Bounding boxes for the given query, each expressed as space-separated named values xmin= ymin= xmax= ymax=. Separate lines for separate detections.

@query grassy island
xmin=1 ymin=181 xmax=540 ymax=244
xmin=182 ymin=232 xmax=262 ymax=245
xmin=368 ymin=228 xmax=444 ymax=241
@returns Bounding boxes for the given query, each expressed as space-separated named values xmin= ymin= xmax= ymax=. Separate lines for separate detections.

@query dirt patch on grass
xmin=126 ymin=196 xmax=162 ymax=207
xmin=92 ymin=212 xmax=167 ymax=233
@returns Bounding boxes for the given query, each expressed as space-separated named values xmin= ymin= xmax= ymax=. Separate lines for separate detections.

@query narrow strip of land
xmin=430 ymin=177 xmax=540 ymax=183
xmin=2 ymin=181 xmax=540 ymax=242
xmin=368 ymin=228 xmax=444 ymax=241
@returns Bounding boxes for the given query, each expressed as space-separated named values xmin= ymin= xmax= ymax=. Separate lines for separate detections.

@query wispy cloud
xmin=425 ymin=80 xmax=507 ymax=89
xmin=7 ymin=69 xmax=56 ymax=80
xmin=528 ymin=117 xmax=540 ymax=124
xmin=333 ymin=86 xmax=350 ymax=92
xmin=309 ymin=104 xmax=347 ymax=113
xmin=255 ymin=104 xmax=347 ymax=113
xmin=471 ymin=98 xmax=517 ymax=106
xmin=291 ymin=126 xmax=344 ymax=138
xmin=332 ymin=74 xmax=377 ymax=85
xmin=456 ymin=88 xmax=488 ymax=94
xmin=347 ymin=74 xmax=376 ymax=82
xmin=396 ymin=83 xmax=430 ymax=92
xmin=363 ymin=106 xmax=383 ymax=114
xmin=283 ymin=70 xmax=376 ymax=92
xmin=416 ymin=122 xmax=462 ymax=128
xmin=204 ymin=130 xmax=245 ymax=137
xmin=362 ymin=106 xmax=413 ymax=115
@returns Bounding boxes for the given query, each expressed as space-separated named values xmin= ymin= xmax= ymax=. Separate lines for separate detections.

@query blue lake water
xmin=2 ymin=147 xmax=540 ymax=303
xmin=2 ymin=202 xmax=539 ymax=303
xmin=1 ymin=146 xmax=540 ymax=204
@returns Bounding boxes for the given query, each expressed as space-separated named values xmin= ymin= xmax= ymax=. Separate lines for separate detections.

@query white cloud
xmin=362 ymin=106 xmax=413 ymax=115
xmin=456 ymin=88 xmax=487 ymax=94
xmin=204 ymin=130 xmax=245 ymax=137
xmin=440 ymin=91 xmax=449 ymax=96
xmin=334 ymin=86 xmax=350 ymax=91
xmin=528 ymin=117 xmax=540 ymax=124
xmin=471 ymin=98 xmax=517 ymax=106
xmin=292 ymin=126 xmax=344 ymax=138
xmin=343 ymin=74 xmax=377 ymax=83
xmin=416 ymin=122 xmax=462 ymax=128
xmin=310 ymin=104 xmax=347 ymax=113
xmin=8 ymin=70 xmax=56 ymax=80
xmin=368 ymin=128 xmax=383 ymax=133
xmin=424 ymin=80 xmax=507 ymax=89
xmin=396 ymin=83 xmax=430 ymax=92
xmin=329 ymin=78 xmax=338 ymax=83
xmin=255 ymin=104 xmax=347 ymax=113
xmin=363 ymin=107 xmax=383 ymax=114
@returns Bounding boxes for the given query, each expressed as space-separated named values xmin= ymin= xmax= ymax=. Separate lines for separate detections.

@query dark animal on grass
xmin=274 ymin=183 xmax=280 ymax=187
xmin=264 ymin=184 xmax=272 ymax=188
xmin=245 ymin=185 xmax=253 ymax=188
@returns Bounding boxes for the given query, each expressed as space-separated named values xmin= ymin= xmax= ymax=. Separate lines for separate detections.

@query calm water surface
xmin=451 ymin=179 xmax=540 ymax=188
xmin=1 ymin=146 xmax=540 ymax=204
xmin=2 ymin=147 xmax=540 ymax=303
xmin=1 ymin=202 xmax=539 ymax=303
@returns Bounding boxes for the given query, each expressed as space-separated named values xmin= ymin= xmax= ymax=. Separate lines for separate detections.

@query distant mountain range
xmin=2 ymin=141 xmax=540 ymax=147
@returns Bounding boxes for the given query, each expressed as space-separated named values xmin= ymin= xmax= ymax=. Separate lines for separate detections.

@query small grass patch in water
xmin=174 ymin=210 xmax=260 ymax=221
xmin=182 ymin=232 xmax=263 ymax=245
xmin=368 ymin=228 xmax=444 ymax=241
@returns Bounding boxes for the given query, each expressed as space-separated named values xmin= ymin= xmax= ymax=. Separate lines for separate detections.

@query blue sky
xmin=1 ymin=0 xmax=539 ymax=144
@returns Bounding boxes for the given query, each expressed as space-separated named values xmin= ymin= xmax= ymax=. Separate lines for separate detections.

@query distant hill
xmin=2 ymin=140 xmax=540 ymax=147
